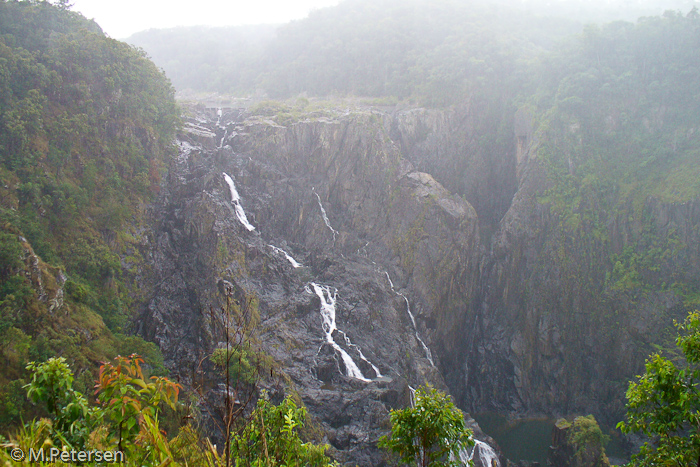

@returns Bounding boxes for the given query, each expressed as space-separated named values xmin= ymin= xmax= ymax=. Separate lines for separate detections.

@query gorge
xmin=140 ymin=94 xmax=700 ymax=464
xmin=2 ymin=0 xmax=700 ymax=465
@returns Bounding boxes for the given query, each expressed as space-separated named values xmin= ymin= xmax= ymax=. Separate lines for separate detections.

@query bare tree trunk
xmin=225 ymin=294 xmax=231 ymax=467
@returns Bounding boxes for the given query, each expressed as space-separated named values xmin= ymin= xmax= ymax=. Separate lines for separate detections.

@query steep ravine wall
xmin=139 ymin=107 xmax=500 ymax=466
xmin=461 ymin=124 xmax=700 ymax=427
xmin=139 ymin=102 xmax=700 ymax=465
xmin=384 ymin=102 xmax=700 ymax=430
xmin=229 ymin=112 xmax=482 ymax=387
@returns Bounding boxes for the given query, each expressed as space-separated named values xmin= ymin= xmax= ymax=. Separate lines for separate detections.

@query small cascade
xmin=269 ymin=244 xmax=302 ymax=268
xmin=216 ymin=108 xmax=230 ymax=148
xmin=312 ymin=283 xmax=382 ymax=382
xmin=222 ymin=172 xmax=256 ymax=231
xmin=339 ymin=330 xmax=382 ymax=378
xmin=218 ymin=129 xmax=229 ymax=149
xmin=384 ymin=272 xmax=435 ymax=367
xmin=356 ymin=241 xmax=370 ymax=256
xmin=457 ymin=440 xmax=500 ymax=467
xmin=313 ymin=188 xmax=338 ymax=241
xmin=408 ymin=385 xmax=416 ymax=407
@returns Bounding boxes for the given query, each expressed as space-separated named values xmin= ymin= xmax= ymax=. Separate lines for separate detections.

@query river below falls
xmin=473 ymin=413 xmax=629 ymax=464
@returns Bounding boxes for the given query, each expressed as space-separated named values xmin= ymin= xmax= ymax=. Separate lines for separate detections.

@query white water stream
xmin=222 ymin=172 xmax=256 ymax=231
xmin=218 ymin=129 xmax=229 ymax=149
xmin=457 ymin=439 xmax=501 ymax=467
xmin=311 ymin=283 xmax=382 ymax=382
xmin=216 ymin=108 xmax=229 ymax=148
xmin=269 ymin=245 xmax=302 ymax=268
xmin=313 ymin=188 xmax=338 ymax=241
xmin=384 ymin=272 xmax=435 ymax=367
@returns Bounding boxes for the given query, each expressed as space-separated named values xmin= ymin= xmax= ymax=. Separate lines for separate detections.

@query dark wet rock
xmin=139 ymin=106 xmax=489 ymax=465
xmin=137 ymin=99 xmax=700 ymax=465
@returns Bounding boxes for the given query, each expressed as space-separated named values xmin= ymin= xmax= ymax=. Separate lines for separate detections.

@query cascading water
xmin=384 ymin=272 xmax=435 ymax=367
xmin=269 ymin=245 xmax=302 ymax=268
xmin=455 ymin=439 xmax=501 ymax=467
xmin=218 ymin=129 xmax=229 ymax=149
xmin=338 ymin=330 xmax=382 ymax=378
xmin=311 ymin=283 xmax=382 ymax=382
xmin=313 ymin=188 xmax=338 ymax=241
xmin=222 ymin=172 xmax=256 ymax=231
xmin=216 ymin=108 xmax=230 ymax=148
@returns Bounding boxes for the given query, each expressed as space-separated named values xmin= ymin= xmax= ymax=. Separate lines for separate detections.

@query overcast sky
xmin=71 ymin=0 xmax=342 ymax=39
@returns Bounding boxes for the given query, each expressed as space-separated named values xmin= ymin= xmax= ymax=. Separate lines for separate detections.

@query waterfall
xmin=339 ymin=330 xmax=382 ymax=378
xmin=357 ymin=241 xmax=370 ymax=256
xmin=454 ymin=440 xmax=501 ymax=467
xmin=312 ymin=283 xmax=381 ymax=382
xmin=457 ymin=440 xmax=500 ymax=467
xmin=269 ymin=245 xmax=302 ymax=268
xmin=218 ymin=129 xmax=229 ymax=149
xmin=384 ymin=272 xmax=435 ymax=367
xmin=313 ymin=188 xmax=338 ymax=241
xmin=222 ymin=172 xmax=256 ymax=231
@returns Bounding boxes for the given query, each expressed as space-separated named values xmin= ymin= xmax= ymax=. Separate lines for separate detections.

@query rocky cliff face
xmin=138 ymin=100 xmax=700 ymax=464
xmin=459 ymin=113 xmax=700 ymax=426
xmin=138 ymin=105 xmax=501 ymax=466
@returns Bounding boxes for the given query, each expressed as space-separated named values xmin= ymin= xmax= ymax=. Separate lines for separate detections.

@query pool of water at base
xmin=473 ymin=412 xmax=629 ymax=465
xmin=473 ymin=413 xmax=554 ymax=464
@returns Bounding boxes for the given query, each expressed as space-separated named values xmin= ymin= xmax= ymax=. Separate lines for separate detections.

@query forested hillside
xmin=127 ymin=0 xmax=699 ymax=102
xmin=128 ymin=0 xmax=581 ymax=103
xmin=0 ymin=0 xmax=179 ymax=427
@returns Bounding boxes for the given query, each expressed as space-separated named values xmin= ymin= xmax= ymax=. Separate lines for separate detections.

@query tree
xmin=617 ymin=311 xmax=700 ymax=466
xmin=95 ymin=354 xmax=181 ymax=453
xmin=200 ymin=285 xmax=265 ymax=467
xmin=53 ymin=0 xmax=74 ymax=10
xmin=24 ymin=357 xmax=95 ymax=449
xmin=550 ymin=415 xmax=610 ymax=467
xmin=379 ymin=384 xmax=474 ymax=467
xmin=229 ymin=391 xmax=337 ymax=467
xmin=12 ymin=355 xmax=188 ymax=466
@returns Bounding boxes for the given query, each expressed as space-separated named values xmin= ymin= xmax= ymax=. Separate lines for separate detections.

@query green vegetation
xmin=229 ymin=392 xmax=338 ymax=467
xmin=129 ymin=0 xmax=578 ymax=106
xmin=0 ymin=354 xmax=337 ymax=466
xmin=95 ymin=355 xmax=181 ymax=453
xmin=550 ymin=416 xmax=610 ymax=467
xmin=210 ymin=347 xmax=274 ymax=386
xmin=618 ymin=311 xmax=700 ymax=465
xmin=568 ymin=416 xmax=610 ymax=467
xmin=0 ymin=355 xmax=181 ymax=465
xmin=0 ymin=0 xmax=180 ymax=430
xmin=379 ymin=385 xmax=474 ymax=467
xmin=24 ymin=357 xmax=96 ymax=449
